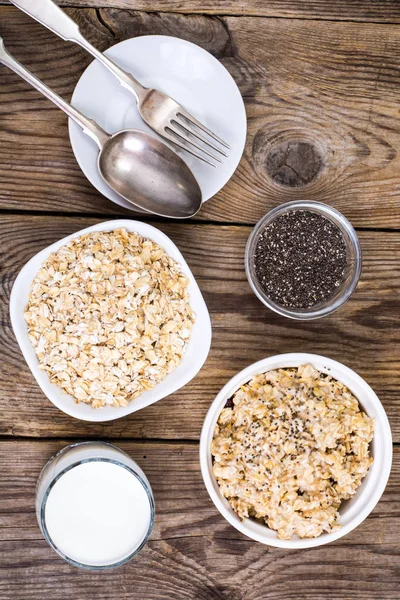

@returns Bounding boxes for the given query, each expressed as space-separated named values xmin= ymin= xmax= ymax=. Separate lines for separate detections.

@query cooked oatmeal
xmin=24 ymin=228 xmax=195 ymax=408
xmin=211 ymin=364 xmax=374 ymax=539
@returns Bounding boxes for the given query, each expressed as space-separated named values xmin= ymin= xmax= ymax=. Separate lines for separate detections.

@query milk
xmin=36 ymin=443 xmax=154 ymax=568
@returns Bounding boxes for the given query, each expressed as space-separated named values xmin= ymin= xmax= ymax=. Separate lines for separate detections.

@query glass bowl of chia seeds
xmin=245 ymin=201 xmax=362 ymax=320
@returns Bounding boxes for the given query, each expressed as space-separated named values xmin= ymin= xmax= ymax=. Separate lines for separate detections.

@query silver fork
xmin=9 ymin=0 xmax=230 ymax=166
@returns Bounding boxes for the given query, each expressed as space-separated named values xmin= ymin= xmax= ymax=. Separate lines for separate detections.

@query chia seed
xmin=225 ymin=396 xmax=234 ymax=409
xmin=253 ymin=210 xmax=347 ymax=309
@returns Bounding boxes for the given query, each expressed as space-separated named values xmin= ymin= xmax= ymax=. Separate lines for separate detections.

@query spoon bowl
xmin=0 ymin=37 xmax=202 ymax=219
xmin=99 ymin=130 xmax=202 ymax=218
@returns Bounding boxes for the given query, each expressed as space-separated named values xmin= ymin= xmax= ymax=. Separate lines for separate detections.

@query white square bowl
xmin=10 ymin=219 xmax=212 ymax=422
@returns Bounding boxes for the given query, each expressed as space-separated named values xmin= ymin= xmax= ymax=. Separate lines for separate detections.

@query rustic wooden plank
xmin=0 ymin=439 xmax=399 ymax=600
xmin=1 ymin=215 xmax=400 ymax=440
xmin=2 ymin=8 xmax=400 ymax=226
xmin=2 ymin=0 xmax=400 ymax=22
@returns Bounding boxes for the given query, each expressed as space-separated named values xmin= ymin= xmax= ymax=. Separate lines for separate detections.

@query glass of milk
xmin=36 ymin=442 xmax=155 ymax=569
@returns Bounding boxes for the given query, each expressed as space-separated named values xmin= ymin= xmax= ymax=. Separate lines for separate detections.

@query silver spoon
xmin=0 ymin=37 xmax=202 ymax=219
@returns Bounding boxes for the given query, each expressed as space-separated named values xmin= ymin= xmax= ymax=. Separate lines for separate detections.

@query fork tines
xmin=165 ymin=109 xmax=230 ymax=167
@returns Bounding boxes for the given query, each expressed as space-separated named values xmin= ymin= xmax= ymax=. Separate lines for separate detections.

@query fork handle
xmin=10 ymin=0 xmax=147 ymax=103
xmin=0 ymin=37 xmax=109 ymax=149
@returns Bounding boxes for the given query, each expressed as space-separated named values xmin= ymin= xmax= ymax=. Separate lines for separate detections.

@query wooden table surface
xmin=1 ymin=1 xmax=400 ymax=598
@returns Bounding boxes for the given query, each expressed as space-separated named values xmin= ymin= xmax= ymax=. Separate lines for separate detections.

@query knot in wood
xmin=263 ymin=140 xmax=323 ymax=187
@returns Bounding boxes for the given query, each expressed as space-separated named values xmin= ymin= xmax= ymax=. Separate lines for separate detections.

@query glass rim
xmin=39 ymin=442 xmax=155 ymax=570
xmin=245 ymin=200 xmax=362 ymax=320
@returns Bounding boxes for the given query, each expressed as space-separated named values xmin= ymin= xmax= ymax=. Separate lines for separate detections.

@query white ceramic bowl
xmin=10 ymin=220 xmax=212 ymax=422
xmin=200 ymin=353 xmax=392 ymax=548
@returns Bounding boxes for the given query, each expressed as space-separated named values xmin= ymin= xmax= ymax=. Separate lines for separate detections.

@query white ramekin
xmin=10 ymin=219 xmax=212 ymax=422
xmin=200 ymin=353 xmax=392 ymax=549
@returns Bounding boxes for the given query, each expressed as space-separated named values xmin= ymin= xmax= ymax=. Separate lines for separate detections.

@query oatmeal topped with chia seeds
xmin=24 ymin=228 xmax=195 ymax=409
xmin=211 ymin=364 xmax=374 ymax=539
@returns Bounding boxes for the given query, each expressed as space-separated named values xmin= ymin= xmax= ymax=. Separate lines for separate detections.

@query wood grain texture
xmin=1 ymin=215 xmax=400 ymax=440
xmin=0 ymin=439 xmax=399 ymax=600
xmin=1 ymin=1 xmax=400 ymax=594
xmin=2 ymin=0 xmax=400 ymax=22
xmin=3 ymin=8 xmax=400 ymax=225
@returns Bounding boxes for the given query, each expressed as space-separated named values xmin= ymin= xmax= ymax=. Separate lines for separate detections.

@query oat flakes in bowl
xmin=200 ymin=354 xmax=392 ymax=549
xmin=11 ymin=220 xmax=212 ymax=422
xmin=212 ymin=364 xmax=374 ymax=540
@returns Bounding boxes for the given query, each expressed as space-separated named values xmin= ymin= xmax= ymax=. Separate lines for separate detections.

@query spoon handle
xmin=0 ymin=37 xmax=109 ymax=150
xmin=9 ymin=0 xmax=147 ymax=103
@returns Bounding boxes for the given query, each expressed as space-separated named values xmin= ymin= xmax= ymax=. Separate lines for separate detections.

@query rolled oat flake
xmin=254 ymin=210 xmax=347 ymax=309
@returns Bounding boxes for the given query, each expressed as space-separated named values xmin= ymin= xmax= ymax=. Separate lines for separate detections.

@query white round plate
xmin=69 ymin=35 xmax=247 ymax=211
